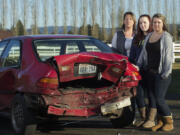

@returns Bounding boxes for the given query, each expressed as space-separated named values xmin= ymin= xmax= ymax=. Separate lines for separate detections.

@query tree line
xmin=0 ymin=0 xmax=179 ymax=42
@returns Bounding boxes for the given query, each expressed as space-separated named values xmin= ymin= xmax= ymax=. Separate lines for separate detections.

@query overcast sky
xmin=1 ymin=0 xmax=180 ymax=29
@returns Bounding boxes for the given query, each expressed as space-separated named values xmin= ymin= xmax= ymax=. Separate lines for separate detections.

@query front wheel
xmin=110 ymin=98 xmax=135 ymax=128
xmin=11 ymin=94 xmax=37 ymax=135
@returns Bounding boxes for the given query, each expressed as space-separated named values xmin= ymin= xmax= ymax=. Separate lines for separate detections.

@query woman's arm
xmin=161 ymin=32 xmax=173 ymax=79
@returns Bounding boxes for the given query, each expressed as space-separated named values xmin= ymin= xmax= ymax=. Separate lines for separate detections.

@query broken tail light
xmin=36 ymin=77 xmax=59 ymax=89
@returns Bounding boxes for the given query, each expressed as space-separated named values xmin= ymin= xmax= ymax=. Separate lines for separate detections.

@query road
xmin=1 ymin=103 xmax=180 ymax=135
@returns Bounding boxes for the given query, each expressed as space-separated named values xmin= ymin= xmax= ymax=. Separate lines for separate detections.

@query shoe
xmin=161 ymin=115 xmax=174 ymax=131
xmin=143 ymin=108 xmax=157 ymax=128
xmin=134 ymin=107 xmax=146 ymax=127
xmin=152 ymin=115 xmax=163 ymax=131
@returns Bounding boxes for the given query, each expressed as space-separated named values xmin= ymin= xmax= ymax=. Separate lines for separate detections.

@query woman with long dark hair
xmin=137 ymin=13 xmax=174 ymax=132
xmin=129 ymin=14 xmax=152 ymax=128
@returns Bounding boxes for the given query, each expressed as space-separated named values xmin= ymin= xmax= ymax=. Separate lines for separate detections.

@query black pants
xmin=147 ymin=71 xmax=172 ymax=116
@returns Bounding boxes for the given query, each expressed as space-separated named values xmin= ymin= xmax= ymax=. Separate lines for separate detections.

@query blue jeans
xmin=136 ymin=70 xmax=148 ymax=108
xmin=147 ymin=71 xmax=172 ymax=116
xmin=136 ymin=82 xmax=146 ymax=108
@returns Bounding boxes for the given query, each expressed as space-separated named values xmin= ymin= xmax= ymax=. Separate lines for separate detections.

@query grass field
xmin=168 ymin=62 xmax=180 ymax=94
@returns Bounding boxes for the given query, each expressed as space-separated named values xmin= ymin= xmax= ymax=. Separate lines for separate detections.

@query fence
xmin=4 ymin=42 xmax=180 ymax=63
xmin=107 ymin=43 xmax=180 ymax=63
xmin=173 ymin=43 xmax=180 ymax=63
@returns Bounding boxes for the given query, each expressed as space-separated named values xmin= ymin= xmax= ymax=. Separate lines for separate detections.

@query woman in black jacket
xmin=129 ymin=14 xmax=152 ymax=128
xmin=112 ymin=11 xmax=136 ymax=57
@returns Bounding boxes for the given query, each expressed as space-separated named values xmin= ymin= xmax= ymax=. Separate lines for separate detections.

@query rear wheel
xmin=110 ymin=98 xmax=135 ymax=128
xmin=11 ymin=94 xmax=37 ymax=135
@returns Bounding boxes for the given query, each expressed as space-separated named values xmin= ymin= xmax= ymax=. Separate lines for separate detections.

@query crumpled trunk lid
xmin=54 ymin=52 xmax=128 ymax=84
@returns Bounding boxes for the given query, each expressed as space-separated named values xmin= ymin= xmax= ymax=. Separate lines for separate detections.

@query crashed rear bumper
xmin=42 ymin=87 xmax=136 ymax=117
xmin=101 ymin=97 xmax=131 ymax=115
xmin=48 ymin=105 xmax=99 ymax=117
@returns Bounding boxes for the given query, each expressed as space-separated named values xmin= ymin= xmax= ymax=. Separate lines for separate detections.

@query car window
xmin=65 ymin=42 xmax=80 ymax=54
xmin=0 ymin=41 xmax=8 ymax=57
xmin=34 ymin=40 xmax=62 ymax=61
xmin=89 ymin=39 xmax=113 ymax=53
xmin=34 ymin=38 xmax=112 ymax=61
xmin=2 ymin=40 xmax=21 ymax=67
xmin=82 ymin=41 xmax=101 ymax=52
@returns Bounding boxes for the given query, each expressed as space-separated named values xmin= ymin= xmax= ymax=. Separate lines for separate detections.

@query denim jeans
xmin=136 ymin=70 xmax=148 ymax=108
xmin=147 ymin=71 xmax=172 ymax=116
xmin=136 ymin=82 xmax=146 ymax=108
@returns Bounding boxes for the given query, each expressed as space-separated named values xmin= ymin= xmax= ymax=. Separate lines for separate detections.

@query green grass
xmin=168 ymin=62 xmax=180 ymax=94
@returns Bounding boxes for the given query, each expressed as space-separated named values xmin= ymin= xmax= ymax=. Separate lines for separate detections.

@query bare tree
xmin=101 ymin=0 xmax=108 ymax=41
xmin=118 ymin=0 xmax=124 ymax=29
xmin=172 ymin=0 xmax=177 ymax=40
xmin=44 ymin=0 xmax=48 ymax=34
xmin=91 ymin=0 xmax=98 ymax=38
xmin=23 ymin=0 xmax=28 ymax=35
xmin=164 ymin=0 xmax=170 ymax=31
xmin=147 ymin=0 xmax=152 ymax=16
xmin=11 ymin=0 xmax=17 ymax=32
xmin=53 ymin=0 xmax=58 ymax=34
xmin=138 ymin=0 xmax=143 ymax=16
xmin=156 ymin=0 xmax=161 ymax=13
xmin=111 ymin=0 xmax=116 ymax=37
xmin=127 ymin=0 xmax=135 ymax=12
xmin=63 ymin=0 xmax=67 ymax=34
xmin=72 ymin=0 xmax=78 ymax=34
xmin=1 ymin=0 xmax=7 ymax=29
xmin=93 ymin=23 xmax=100 ymax=39
xmin=82 ymin=0 xmax=88 ymax=35
xmin=32 ymin=0 xmax=39 ymax=34
xmin=91 ymin=0 xmax=96 ymax=27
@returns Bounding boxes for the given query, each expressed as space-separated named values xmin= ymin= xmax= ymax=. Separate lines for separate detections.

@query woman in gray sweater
xmin=137 ymin=13 xmax=173 ymax=132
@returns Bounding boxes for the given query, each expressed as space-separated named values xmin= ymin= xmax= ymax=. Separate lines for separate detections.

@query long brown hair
xmin=121 ymin=11 xmax=136 ymax=32
xmin=134 ymin=14 xmax=152 ymax=45
xmin=152 ymin=13 xmax=168 ymax=31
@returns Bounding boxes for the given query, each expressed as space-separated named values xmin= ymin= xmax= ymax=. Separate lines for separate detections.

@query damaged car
xmin=0 ymin=35 xmax=141 ymax=135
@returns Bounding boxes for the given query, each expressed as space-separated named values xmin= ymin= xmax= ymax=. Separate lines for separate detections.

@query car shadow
xmin=0 ymin=112 xmax=15 ymax=135
xmin=37 ymin=119 xmax=113 ymax=133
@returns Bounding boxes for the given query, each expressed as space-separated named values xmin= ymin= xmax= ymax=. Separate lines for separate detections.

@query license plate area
xmin=101 ymin=97 xmax=131 ymax=115
xmin=78 ymin=64 xmax=97 ymax=74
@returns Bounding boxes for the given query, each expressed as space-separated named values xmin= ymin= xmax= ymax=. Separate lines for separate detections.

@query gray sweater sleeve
xmin=136 ymin=34 xmax=150 ymax=69
xmin=160 ymin=32 xmax=173 ymax=79
xmin=112 ymin=32 xmax=117 ymax=48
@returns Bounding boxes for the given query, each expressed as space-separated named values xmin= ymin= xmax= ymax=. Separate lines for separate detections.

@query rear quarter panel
xmin=15 ymin=38 xmax=59 ymax=94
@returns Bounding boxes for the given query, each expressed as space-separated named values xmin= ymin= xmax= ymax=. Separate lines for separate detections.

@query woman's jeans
xmin=136 ymin=70 xmax=148 ymax=108
xmin=136 ymin=81 xmax=146 ymax=108
xmin=147 ymin=71 xmax=172 ymax=116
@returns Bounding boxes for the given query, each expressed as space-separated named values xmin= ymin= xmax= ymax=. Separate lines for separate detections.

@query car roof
xmin=3 ymin=34 xmax=91 ymax=41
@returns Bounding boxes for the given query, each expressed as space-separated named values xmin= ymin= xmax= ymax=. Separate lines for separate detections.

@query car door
xmin=0 ymin=40 xmax=21 ymax=110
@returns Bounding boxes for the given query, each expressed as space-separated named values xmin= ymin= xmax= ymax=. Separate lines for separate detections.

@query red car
xmin=0 ymin=35 xmax=140 ymax=135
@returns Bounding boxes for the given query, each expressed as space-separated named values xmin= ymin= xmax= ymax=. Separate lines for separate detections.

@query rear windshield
xmin=33 ymin=38 xmax=112 ymax=61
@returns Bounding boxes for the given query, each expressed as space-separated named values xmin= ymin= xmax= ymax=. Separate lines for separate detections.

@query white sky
xmin=1 ymin=0 xmax=180 ymax=29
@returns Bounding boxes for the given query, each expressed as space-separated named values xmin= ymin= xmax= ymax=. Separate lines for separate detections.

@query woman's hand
xmin=132 ymin=64 xmax=139 ymax=71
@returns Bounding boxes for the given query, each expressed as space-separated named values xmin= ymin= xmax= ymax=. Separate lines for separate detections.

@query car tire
xmin=11 ymin=94 xmax=37 ymax=135
xmin=110 ymin=98 xmax=135 ymax=128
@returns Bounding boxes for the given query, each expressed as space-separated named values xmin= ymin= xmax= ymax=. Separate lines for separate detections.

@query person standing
xmin=129 ymin=14 xmax=152 ymax=128
xmin=112 ymin=11 xmax=136 ymax=57
xmin=137 ymin=13 xmax=174 ymax=131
